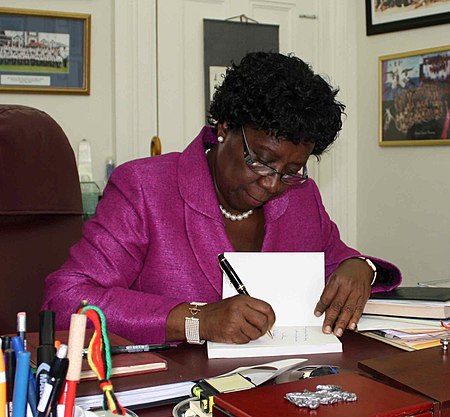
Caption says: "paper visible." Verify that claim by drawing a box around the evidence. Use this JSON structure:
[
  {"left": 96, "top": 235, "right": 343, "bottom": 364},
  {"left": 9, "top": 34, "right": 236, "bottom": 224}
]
[
  {"left": 205, "top": 374, "right": 255, "bottom": 392},
  {"left": 218, "top": 358, "right": 308, "bottom": 386},
  {"left": 75, "top": 381, "right": 194, "bottom": 409},
  {"left": 207, "top": 252, "right": 342, "bottom": 358}
]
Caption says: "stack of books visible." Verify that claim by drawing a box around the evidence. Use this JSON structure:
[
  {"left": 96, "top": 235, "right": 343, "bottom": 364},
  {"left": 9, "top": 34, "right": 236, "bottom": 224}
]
[
  {"left": 360, "top": 287, "right": 450, "bottom": 351},
  {"left": 363, "top": 287, "right": 450, "bottom": 319}
]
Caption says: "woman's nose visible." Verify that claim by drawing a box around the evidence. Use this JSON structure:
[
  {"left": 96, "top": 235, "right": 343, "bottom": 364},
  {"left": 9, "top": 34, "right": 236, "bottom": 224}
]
[{"left": 258, "top": 173, "right": 283, "bottom": 194}]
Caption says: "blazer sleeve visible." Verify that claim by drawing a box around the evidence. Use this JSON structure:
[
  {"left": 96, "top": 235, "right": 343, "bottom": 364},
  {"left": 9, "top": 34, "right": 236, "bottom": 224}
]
[{"left": 42, "top": 163, "right": 185, "bottom": 344}]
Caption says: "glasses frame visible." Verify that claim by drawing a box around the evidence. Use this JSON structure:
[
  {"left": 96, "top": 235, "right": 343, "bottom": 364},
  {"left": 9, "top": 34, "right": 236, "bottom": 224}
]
[{"left": 241, "top": 126, "right": 309, "bottom": 185}]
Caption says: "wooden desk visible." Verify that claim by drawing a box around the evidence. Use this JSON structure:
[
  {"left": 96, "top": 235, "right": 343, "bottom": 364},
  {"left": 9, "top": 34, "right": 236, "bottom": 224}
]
[
  {"left": 359, "top": 346, "right": 450, "bottom": 417},
  {"left": 124, "top": 331, "right": 402, "bottom": 417}
]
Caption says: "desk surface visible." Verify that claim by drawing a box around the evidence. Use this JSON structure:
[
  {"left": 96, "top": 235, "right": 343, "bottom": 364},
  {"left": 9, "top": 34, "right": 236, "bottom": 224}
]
[{"left": 118, "top": 331, "right": 401, "bottom": 417}]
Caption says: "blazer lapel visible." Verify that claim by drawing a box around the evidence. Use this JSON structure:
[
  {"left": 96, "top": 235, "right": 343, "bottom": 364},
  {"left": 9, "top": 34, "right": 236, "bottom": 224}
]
[{"left": 178, "top": 127, "right": 233, "bottom": 295}]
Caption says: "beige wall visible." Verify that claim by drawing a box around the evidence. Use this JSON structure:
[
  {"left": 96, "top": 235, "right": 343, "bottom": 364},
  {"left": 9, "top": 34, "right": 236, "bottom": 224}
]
[
  {"left": 1, "top": 0, "right": 114, "bottom": 184},
  {"left": 356, "top": 3, "right": 450, "bottom": 285}
]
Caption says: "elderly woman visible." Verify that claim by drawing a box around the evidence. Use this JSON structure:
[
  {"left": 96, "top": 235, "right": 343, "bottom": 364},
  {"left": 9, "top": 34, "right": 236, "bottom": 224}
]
[{"left": 43, "top": 52, "right": 401, "bottom": 344}]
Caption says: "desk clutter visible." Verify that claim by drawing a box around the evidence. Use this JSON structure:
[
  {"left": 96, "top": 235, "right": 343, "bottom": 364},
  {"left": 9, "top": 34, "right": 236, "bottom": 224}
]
[
  {"left": 359, "top": 286, "right": 450, "bottom": 351},
  {"left": 0, "top": 305, "right": 168, "bottom": 417}
]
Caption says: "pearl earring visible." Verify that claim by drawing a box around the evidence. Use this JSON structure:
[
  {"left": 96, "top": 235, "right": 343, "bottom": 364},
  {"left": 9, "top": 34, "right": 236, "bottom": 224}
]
[{"left": 217, "top": 136, "right": 224, "bottom": 143}]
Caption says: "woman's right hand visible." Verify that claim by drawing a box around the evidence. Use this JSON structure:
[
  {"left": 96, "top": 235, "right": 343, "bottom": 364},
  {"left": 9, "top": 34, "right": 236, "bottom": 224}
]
[
  {"left": 166, "top": 295, "right": 275, "bottom": 344},
  {"left": 200, "top": 295, "right": 276, "bottom": 343}
]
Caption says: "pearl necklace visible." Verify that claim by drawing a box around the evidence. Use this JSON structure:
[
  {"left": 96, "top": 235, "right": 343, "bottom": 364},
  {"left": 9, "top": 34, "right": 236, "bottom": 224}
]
[
  {"left": 206, "top": 146, "right": 254, "bottom": 222},
  {"left": 219, "top": 205, "right": 253, "bottom": 221}
]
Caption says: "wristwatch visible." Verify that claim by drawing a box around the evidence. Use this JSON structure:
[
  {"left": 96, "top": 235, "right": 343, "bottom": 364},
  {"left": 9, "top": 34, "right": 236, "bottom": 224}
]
[
  {"left": 185, "top": 302, "right": 207, "bottom": 345},
  {"left": 358, "top": 257, "right": 377, "bottom": 285}
]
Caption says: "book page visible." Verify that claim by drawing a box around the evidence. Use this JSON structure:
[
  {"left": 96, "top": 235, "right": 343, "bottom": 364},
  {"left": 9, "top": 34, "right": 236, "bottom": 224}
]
[{"left": 221, "top": 252, "right": 325, "bottom": 326}]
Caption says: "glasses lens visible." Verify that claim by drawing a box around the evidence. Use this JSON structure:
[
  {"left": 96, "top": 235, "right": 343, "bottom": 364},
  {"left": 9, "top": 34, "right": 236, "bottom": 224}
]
[
  {"left": 247, "top": 160, "right": 275, "bottom": 176},
  {"left": 281, "top": 166, "right": 308, "bottom": 185}
]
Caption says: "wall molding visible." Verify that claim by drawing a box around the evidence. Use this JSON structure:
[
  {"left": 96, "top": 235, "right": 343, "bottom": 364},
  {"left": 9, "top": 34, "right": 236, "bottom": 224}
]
[{"left": 316, "top": 0, "right": 357, "bottom": 246}]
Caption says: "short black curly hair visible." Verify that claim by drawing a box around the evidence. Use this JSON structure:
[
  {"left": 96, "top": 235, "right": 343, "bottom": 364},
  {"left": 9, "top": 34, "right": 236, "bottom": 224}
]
[{"left": 208, "top": 52, "right": 345, "bottom": 156}]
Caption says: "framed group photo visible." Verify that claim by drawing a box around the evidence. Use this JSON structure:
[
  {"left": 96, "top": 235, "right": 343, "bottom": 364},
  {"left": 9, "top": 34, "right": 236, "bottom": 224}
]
[
  {"left": 379, "top": 45, "right": 450, "bottom": 146},
  {"left": 0, "top": 8, "right": 90, "bottom": 94},
  {"left": 366, "top": 0, "right": 450, "bottom": 35}
]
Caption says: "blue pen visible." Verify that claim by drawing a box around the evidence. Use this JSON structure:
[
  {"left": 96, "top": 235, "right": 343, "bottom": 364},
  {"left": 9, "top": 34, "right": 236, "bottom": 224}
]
[
  {"left": 12, "top": 351, "right": 30, "bottom": 417},
  {"left": 11, "top": 337, "right": 37, "bottom": 417}
]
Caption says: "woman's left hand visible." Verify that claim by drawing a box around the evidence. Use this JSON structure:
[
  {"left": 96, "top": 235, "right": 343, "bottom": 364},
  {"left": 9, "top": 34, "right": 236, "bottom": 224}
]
[{"left": 313, "top": 258, "right": 374, "bottom": 337}]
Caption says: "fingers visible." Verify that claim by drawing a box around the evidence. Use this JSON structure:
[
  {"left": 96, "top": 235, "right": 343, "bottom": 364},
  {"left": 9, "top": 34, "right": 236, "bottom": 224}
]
[
  {"left": 202, "top": 295, "right": 275, "bottom": 344},
  {"left": 322, "top": 292, "right": 363, "bottom": 337},
  {"left": 316, "top": 259, "right": 373, "bottom": 337}
]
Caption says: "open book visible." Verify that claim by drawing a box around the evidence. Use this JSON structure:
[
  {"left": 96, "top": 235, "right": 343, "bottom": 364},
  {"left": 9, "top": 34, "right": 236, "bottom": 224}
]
[{"left": 207, "top": 252, "right": 341, "bottom": 359}]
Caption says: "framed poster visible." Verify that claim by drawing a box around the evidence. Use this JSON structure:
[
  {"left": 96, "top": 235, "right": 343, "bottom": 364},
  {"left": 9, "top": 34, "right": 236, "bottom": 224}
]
[
  {"left": 366, "top": 0, "right": 450, "bottom": 35},
  {"left": 379, "top": 45, "right": 450, "bottom": 146},
  {"left": 203, "top": 18, "right": 279, "bottom": 120},
  {"left": 0, "top": 8, "right": 90, "bottom": 94}
]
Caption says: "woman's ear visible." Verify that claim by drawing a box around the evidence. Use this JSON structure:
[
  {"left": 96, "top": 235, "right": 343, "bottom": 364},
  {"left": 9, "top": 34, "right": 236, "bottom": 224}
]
[{"left": 217, "top": 122, "right": 228, "bottom": 139}]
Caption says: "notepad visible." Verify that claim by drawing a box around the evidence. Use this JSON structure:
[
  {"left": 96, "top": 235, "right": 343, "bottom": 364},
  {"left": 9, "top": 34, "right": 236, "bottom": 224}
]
[{"left": 207, "top": 252, "right": 342, "bottom": 359}]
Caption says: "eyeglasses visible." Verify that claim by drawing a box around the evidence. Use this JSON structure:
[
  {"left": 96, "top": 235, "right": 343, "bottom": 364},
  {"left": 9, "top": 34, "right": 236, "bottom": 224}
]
[{"left": 241, "top": 127, "right": 309, "bottom": 185}]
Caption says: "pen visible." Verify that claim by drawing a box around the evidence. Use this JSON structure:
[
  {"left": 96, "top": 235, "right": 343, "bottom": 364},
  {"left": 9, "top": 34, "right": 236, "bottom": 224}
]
[
  {"left": 11, "top": 338, "right": 36, "bottom": 417},
  {"left": 81, "top": 343, "right": 177, "bottom": 356},
  {"left": 16, "top": 314, "right": 26, "bottom": 351},
  {"left": 218, "top": 254, "right": 273, "bottom": 338},
  {"left": 11, "top": 351, "right": 30, "bottom": 417},
  {"left": 1, "top": 337, "right": 11, "bottom": 352},
  {"left": 0, "top": 349, "right": 6, "bottom": 417},
  {"left": 4, "top": 349, "right": 15, "bottom": 417},
  {"left": 36, "top": 311, "right": 56, "bottom": 404},
  {"left": 36, "top": 345, "right": 68, "bottom": 417},
  {"left": 63, "top": 314, "right": 87, "bottom": 417}
]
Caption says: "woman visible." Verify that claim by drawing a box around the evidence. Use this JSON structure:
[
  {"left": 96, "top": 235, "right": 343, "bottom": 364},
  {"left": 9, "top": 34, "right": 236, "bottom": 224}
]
[{"left": 43, "top": 52, "right": 401, "bottom": 344}]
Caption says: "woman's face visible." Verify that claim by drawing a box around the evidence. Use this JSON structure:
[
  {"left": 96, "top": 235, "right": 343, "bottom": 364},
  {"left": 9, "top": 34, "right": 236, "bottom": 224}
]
[{"left": 214, "top": 124, "right": 314, "bottom": 212}]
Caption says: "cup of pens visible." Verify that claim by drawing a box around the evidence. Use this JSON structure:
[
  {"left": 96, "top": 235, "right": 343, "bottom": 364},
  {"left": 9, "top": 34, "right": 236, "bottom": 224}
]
[{"left": 0, "top": 307, "right": 145, "bottom": 417}]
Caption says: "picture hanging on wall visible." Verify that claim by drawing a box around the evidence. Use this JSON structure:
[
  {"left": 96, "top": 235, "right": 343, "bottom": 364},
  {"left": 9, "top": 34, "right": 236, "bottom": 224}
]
[
  {"left": 366, "top": 0, "right": 450, "bottom": 35},
  {"left": 0, "top": 7, "right": 90, "bottom": 94},
  {"left": 379, "top": 45, "right": 450, "bottom": 146}
]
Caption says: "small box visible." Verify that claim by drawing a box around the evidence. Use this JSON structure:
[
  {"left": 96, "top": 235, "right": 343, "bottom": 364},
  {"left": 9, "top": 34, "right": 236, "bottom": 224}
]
[{"left": 213, "top": 372, "right": 434, "bottom": 417}]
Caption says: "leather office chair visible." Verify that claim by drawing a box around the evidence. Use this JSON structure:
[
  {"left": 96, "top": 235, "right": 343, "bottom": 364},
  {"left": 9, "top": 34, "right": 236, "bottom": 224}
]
[{"left": 0, "top": 105, "right": 83, "bottom": 334}]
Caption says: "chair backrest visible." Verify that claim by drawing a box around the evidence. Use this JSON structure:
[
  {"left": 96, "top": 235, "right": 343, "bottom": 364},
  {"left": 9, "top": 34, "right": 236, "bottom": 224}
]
[{"left": 0, "top": 105, "right": 83, "bottom": 333}]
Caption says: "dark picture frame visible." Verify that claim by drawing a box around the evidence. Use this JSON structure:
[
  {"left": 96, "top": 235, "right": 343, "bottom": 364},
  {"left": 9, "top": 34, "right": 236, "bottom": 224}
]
[
  {"left": 0, "top": 7, "right": 90, "bottom": 94},
  {"left": 379, "top": 45, "right": 450, "bottom": 146},
  {"left": 366, "top": 0, "right": 450, "bottom": 35}
]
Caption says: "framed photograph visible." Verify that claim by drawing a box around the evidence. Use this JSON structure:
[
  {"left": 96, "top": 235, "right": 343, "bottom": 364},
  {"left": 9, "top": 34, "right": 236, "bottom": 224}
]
[
  {"left": 379, "top": 45, "right": 450, "bottom": 146},
  {"left": 366, "top": 0, "right": 450, "bottom": 35},
  {"left": 0, "top": 8, "right": 90, "bottom": 94}
]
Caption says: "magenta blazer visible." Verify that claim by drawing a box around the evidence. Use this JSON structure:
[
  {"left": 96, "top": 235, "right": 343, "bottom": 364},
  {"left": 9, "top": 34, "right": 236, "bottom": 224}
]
[{"left": 43, "top": 127, "right": 401, "bottom": 343}]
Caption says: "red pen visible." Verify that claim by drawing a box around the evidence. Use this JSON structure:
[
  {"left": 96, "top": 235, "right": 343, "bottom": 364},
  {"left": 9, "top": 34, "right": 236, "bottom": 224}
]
[{"left": 63, "top": 314, "right": 87, "bottom": 417}]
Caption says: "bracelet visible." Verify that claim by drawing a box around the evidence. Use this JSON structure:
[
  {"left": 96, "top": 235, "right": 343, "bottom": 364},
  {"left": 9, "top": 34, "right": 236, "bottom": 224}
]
[
  {"left": 358, "top": 257, "right": 377, "bottom": 286},
  {"left": 185, "top": 302, "right": 207, "bottom": 345}
]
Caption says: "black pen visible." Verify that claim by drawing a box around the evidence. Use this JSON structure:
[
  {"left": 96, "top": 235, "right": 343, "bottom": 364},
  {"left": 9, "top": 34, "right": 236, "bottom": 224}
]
[
  {"left": 4, "top": 349, "right": 15, "bottom": 417},
  {"left": 1, "top": 336, "right": 12, "bottom": 351},
  {"left": 82, "top": 343, "right": 177, "bottom": 356},
  {"left": 36, "top": 344, "right": 69, "bottom": 417},
  {"left": 36, "top": 311, "right": 56, "bottom": 403},
  {"left": 218, "top": 253, "right": 273, "bottom": 338}
]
